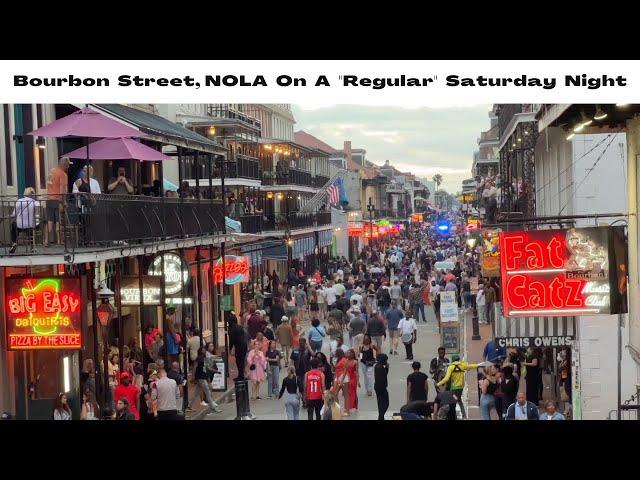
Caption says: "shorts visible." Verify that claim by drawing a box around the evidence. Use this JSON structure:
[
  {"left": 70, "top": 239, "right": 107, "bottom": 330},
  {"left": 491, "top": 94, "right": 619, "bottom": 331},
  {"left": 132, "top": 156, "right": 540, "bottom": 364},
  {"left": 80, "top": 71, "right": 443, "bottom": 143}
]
[
  {"left": 389, "top": 328, "right": 399, "bottom": 337},
  {"left": 46, "top": 200, "right": 61, "bottom": 222},
  {"left": 310, "top": 302, "right": 319, "bottom": 312}
]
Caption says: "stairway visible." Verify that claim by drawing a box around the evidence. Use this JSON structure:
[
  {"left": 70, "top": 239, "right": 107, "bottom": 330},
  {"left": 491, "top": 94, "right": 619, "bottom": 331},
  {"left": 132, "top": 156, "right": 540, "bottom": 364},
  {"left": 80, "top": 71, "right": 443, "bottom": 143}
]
[{"left": 301, "top": 169, "right": 347, "bottom": 213}]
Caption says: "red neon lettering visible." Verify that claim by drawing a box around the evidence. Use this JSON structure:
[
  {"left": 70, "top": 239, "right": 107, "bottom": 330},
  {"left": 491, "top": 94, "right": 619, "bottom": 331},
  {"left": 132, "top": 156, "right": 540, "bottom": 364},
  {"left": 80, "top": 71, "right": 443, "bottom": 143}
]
[
  {"left": 505, "top": 274, "right": 528, "bottom": 309},
  {"left": 528, "top": 281, "right": 547, "bottom": 308},
  {"left": 525, "top": 242, "right": 544, "bottom": 270},
  {"left": 503, "top": 234, "right": 525, "bottom": 270},
  {"left": 564, "top": 278, "right": 584, "bottom": 307},
  {"left": 549, "top": 277, "right": 564, "bottom": 308},
  {"left": 548, "top": 237, "right": 565, "bottom": 268}
]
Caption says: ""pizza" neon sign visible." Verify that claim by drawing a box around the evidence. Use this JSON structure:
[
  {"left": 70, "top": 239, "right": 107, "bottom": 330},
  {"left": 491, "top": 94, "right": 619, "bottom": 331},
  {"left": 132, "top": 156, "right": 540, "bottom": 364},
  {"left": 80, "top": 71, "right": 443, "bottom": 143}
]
[
  {"left": 5, "top": 277, "right": 82, "bottom": 350},
  {"left": 212, "top": 255, "right": 250, "bottom": 285}
]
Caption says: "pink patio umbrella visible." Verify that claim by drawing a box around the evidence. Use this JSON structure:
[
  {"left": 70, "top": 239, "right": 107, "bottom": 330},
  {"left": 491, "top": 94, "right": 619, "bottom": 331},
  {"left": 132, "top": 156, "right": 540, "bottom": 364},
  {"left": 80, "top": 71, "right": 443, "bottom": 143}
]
[
  {"left": 28, "top": 106, "right": 145, "bottom": 193},
  {"left": 64, "top": 137, "right": 171, "bottom": 162}
]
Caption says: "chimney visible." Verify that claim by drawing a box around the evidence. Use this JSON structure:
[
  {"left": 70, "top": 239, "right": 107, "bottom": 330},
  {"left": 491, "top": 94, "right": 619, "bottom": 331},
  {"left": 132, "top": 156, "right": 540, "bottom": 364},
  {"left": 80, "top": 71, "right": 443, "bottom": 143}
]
[{"left": 344, "top": 141, "right": 352, "bottom": 168}]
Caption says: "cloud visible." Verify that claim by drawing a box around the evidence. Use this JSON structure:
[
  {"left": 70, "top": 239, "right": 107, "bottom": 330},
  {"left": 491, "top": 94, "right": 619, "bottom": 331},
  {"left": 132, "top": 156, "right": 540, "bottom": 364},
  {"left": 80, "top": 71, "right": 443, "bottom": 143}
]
[{"left": 292, "top": 104, "right": 490, "bottom": 192}]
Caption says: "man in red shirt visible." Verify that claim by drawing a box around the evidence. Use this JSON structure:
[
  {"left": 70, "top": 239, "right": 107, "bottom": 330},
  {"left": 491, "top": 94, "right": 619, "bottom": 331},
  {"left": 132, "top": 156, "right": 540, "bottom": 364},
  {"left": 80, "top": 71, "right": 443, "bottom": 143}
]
[
  {"left": 113, "top": 372, "right": 140, "bottom": 420},
  {"left": 304, "top": 358, "right": 325, "bottom": 421},
  {"left": 443, "top": 270, "right": 456, "bottom": 283}
]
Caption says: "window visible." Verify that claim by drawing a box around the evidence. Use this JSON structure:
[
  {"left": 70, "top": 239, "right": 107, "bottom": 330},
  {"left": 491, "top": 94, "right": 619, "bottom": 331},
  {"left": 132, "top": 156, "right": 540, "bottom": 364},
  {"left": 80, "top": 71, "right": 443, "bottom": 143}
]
[{"left": 3, "top": 104, "right": 13, "bottom": 186}]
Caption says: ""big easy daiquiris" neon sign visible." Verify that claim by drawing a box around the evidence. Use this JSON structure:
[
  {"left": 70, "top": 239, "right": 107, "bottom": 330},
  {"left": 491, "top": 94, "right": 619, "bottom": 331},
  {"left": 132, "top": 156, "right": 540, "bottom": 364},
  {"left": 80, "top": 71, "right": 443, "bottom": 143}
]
[
  {"left": 499, "top": 227, "right": 627, "bottom": 317},
  {"left": 4, "top": 277, "right": 82, "bottom": 350}
]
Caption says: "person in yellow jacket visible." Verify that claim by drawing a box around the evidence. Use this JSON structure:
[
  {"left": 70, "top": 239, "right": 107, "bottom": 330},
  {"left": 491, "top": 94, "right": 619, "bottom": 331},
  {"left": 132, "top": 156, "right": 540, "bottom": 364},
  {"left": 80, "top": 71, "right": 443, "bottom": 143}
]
[{"left": 436, "top": 354, "right": 478, "bottom": 419}]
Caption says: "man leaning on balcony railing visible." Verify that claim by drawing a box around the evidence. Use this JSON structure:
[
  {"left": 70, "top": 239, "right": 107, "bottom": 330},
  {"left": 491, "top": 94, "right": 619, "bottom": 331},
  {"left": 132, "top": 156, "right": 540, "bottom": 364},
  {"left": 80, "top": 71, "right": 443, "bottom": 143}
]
[{"left": 9, "top": 187, "right": 40, "bottom": 253}]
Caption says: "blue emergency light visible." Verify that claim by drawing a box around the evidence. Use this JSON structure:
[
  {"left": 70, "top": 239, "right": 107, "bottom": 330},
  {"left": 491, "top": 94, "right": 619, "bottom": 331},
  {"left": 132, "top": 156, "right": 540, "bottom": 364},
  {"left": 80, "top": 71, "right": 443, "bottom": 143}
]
[{"left": 436, "top": 221, "right": 451, "bottom": 233}]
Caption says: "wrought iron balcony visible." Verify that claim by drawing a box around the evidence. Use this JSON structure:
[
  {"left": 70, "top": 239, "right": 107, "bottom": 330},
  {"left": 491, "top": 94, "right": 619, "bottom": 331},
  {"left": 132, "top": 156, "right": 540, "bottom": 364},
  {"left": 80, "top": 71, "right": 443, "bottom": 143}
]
[
  {"left": 224, "top": 154, "right": 262, "bottom": 181},
  {"left": 0, "top": 194, "right": 225, "bottom": 255},
  {"left": 261, "top": 211, "right": 332, "bottom": 232},
  {"left": 312, "top": 175, "right": 330, "bottom": 188},
  {"left": 262, "top": 168, "right": 315, "bottom": 187},
  {"left": 238, "top": 214, "right": 263, "bottom": 234}
]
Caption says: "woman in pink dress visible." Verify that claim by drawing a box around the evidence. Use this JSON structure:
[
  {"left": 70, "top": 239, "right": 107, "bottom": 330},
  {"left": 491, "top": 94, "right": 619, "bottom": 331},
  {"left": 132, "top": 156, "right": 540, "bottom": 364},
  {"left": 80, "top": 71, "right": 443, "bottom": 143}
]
[
  {"left": 247, "top": 344, "right": 267, "bottom": 400},
  {"left": 250, "top": 332, "right": 269, "bottom": 354},
  {"left": 345, "top": 349, "right": 360, "bottom": 413}
]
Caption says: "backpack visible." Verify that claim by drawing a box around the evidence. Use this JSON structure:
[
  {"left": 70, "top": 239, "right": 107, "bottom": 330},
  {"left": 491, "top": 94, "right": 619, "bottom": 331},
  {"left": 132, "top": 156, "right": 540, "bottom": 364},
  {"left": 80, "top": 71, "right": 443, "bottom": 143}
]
[{"left": 446, "top": 363, "right": 465, "bottom": 391}]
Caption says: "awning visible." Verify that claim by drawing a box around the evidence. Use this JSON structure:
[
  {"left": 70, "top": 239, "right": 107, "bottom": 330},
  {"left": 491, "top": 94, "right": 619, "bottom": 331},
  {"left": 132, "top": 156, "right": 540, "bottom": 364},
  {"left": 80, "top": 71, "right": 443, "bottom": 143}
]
[
  {"left": 240, "top": 244, "right": 263, "bottom": 267},
  {"left": 293, "top": 235, "right": 315, "bottom": 259},
  {"left": 495, "top": 309, "right": 576, "bottom": 347},
  {"left": 262, "top": 244, "right": 287, "bottom": 261},
  {"left": 92, "top": 104, "right": 227, "bottom": 154},
  {"left": 317, "top": 230, "right": 333, "bottom": 248}
]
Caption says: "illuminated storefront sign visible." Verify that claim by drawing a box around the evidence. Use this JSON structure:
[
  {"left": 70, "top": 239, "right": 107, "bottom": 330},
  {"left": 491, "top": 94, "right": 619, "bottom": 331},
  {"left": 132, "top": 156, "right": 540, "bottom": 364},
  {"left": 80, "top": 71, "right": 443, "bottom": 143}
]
[
  {"left": 148, "top": 253, "right": 189, "bottom": 295},
  {"left": 213, "top": 255, "right": 249, "bottom": 285},
  {"left": 5, "top": 277, "right": 82, "bottom": 350},
  {"left": 499, "top": 226, "right": 627, "bottom": 317},
  {"left": 481, "top": 229, "right": 501, "bottom": 277},
  {"left": 348, "top": 226, "right": 364, "bottom": 237},
  {"left": 411, "top": 213, "right": 423, "bottom": 223},
  {"left": 496, "top": 336, "right": 574, "bottom": 348}
]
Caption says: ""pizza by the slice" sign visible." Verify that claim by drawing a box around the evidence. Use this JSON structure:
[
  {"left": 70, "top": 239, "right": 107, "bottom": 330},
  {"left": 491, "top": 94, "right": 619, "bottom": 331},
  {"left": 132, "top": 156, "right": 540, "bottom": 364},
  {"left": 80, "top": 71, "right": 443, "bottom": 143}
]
[{"left": 5, "top": 277, "right": 82, "bottom": 350}]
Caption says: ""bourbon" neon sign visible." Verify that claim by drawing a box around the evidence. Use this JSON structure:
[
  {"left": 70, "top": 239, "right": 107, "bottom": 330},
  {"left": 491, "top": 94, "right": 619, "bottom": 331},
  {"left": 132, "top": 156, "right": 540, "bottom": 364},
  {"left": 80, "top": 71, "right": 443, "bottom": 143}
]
[
  {"left": 5, "top": 277, "right": 82, "bottom": 350},
  {"left": 499, "top": 228, "right": 622, "bottom": 317}
]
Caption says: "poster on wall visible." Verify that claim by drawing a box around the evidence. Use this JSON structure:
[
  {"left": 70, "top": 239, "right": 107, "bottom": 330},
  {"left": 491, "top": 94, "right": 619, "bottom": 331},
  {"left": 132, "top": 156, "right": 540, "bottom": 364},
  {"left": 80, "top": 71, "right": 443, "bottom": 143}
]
[
  {"left": 481, "top": 229, "right": 501, "bottom": 277},
  {"left": 499, "top": 226, "right": 627, "bottom": 317},
  {"left": 5, "top": 277, "right": 82, "bottom": 350}
]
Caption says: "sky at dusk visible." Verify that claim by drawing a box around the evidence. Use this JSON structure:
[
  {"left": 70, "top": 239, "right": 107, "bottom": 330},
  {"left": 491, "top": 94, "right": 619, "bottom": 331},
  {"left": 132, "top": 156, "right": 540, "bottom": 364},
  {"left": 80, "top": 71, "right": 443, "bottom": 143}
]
[{"left": 292, "top": 104, "right": 491, "bottom": 193}]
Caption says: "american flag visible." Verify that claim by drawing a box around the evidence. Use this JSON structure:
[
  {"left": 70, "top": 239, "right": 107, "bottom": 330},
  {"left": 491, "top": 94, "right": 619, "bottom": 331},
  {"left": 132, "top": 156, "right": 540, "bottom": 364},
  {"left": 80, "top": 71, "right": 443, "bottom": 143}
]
[{"left": 326, "top": 177, "right": 342, "bottom": 205}]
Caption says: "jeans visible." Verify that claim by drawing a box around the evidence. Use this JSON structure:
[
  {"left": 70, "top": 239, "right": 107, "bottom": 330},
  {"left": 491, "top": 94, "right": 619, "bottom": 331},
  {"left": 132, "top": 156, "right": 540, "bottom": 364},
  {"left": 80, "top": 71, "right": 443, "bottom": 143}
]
[
  {"left": 267, "top": 364, "right": 280, "bottom": 397},
  {"left": 283, "top": 392, "right": 300, "bottom": 420},
  {"left": 480, "top": 393, "right": 496, "bottom": 420},
  {"left": 360, "top": 363, "right": 374, "bottom": 394},
  {"left": 485, "top": 303, "right": 495, "bottom": 325},
  {"left": 310, "top": 340, "right": 323, "bottom": 353},
  {"left": 403, "top": 341, "right": 414, "bottom": 360},
  {"left": 379, "top": 306, "right": 389, "bottom": 318},
  {"left": 375, "top": 388, "right": 389, "bottom": 420},
  {"left": 477, "top": 304, "right": 486, "bottom": 323},
  {"left": 452, "top": 388, "right": 466, "bottom": 419},
  {"left": 413, "top": 302, "right": 425, "bottom": 322},
  {"left": 463, "top": 292, "right": 472, "bottom": 309},
  {"left": 188, "top": 379, "right": 216, "bottom": 410}
]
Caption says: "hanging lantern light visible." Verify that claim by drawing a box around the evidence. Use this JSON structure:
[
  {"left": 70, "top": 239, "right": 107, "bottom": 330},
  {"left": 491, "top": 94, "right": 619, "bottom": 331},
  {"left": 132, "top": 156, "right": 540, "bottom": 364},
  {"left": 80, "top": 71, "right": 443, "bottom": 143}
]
[{"left": 97, "top": 299, "right": 115, "bottom": 327}]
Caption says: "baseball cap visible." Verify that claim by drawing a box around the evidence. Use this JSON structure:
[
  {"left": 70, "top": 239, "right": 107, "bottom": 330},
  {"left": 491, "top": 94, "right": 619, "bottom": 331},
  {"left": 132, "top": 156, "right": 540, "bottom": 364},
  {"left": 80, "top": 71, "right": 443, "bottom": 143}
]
[{"left": 119, "top": 371, "right": 130, "bottom": 380}]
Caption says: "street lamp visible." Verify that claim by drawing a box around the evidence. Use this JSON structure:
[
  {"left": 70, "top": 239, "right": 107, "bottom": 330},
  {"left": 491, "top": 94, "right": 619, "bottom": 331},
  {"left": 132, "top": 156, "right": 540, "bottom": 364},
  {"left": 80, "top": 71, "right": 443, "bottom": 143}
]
[
  {"left": 96, "top": 284, "right": 115, "bottom": 414},
  {"left": 367, "top": 197, "right": 375, "bottom": 247}
]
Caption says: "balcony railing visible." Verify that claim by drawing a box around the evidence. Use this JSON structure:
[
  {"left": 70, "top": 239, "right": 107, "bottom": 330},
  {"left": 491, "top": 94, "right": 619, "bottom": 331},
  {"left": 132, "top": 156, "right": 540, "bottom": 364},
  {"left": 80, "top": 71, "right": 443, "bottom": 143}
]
[
  {"left": 312, "top": 175, "right": 330, "bottom": 188},
  {"left": 262, "top": 168, "right": 315, "bottom": 187},
  {"left": 206, "top": 105, "right": 261, "bottom": 129},
  {"left": 225, "top": 154, "right": 262, "bottom": 181},
  {"left": 238, "top": 214, "right": 263, "bottom": 234},
  {"left": 0, "top": 194, "right": 224, "bottom": 255},
  {"left": 262, "top": 212, "right": 332, "bottom": 231}
]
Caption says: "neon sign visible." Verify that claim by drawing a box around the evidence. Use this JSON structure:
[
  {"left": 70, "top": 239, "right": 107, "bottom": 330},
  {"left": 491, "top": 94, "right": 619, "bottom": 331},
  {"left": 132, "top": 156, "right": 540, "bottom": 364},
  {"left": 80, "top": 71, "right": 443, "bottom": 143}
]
[
  {"left": 499, "top": 227, "right": 627, "bottom": 317},
  {"left": 5, "top": 277, "right": 82, "bottom": 350},
  {"left": 148, "top": 253, "right": 189, "bottom": 295},
  {"left": 213, "top": 255, "right": 250, "bottom": 285}
]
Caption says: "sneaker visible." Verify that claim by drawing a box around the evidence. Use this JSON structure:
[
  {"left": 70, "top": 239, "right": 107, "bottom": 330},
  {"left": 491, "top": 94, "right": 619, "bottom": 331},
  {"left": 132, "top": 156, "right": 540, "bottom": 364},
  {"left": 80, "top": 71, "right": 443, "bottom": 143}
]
[{"left": 201, "top": 401, "right": 208, "bottom": 406}]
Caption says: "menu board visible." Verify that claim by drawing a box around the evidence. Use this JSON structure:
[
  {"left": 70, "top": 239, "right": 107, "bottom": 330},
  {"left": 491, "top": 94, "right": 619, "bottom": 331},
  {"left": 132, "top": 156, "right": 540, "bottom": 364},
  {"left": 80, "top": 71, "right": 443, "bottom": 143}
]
[
  {"left": 440, "top": 291, "right": 459, "bottom": 323},
  {"left": 441, "top": 324, "right": 460, "bottom": 354},
  {"left": 211, "top": 357, "right": 227, "bottom": 391}
]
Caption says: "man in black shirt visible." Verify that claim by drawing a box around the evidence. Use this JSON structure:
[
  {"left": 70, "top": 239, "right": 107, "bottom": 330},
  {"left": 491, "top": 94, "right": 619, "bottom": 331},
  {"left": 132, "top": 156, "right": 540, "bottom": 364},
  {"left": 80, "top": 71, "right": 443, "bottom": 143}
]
[
  {"left": 228, "top": 315, "right": 248, "bottom": 380},
  {"left": 269, "top": 297, "right": 285, "bottom": 330},
  {"left": 406, "top": 361, "right": 429, "bottom": 404},
  {"left": 374, "top": 353, "right": 389, "bottom": 420},
  {"left": 290, "top": 338, "right": 312, "bottom": 405},
  {"left": 399, "top": 401, "right": 430, "bottom": 420},
  {"left": 430, "top": 347, "right": 451, "bottom": 391}
]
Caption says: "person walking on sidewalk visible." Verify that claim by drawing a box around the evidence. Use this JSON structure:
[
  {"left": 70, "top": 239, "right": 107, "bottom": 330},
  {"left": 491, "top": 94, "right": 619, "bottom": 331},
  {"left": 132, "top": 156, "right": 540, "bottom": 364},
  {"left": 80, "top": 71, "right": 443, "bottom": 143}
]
[
  {"left": 304, "top": 358, "right": 325, "bottom": 421},
  {"left": 430, "top": 347, "right": 450, "bottom": 390},
  {"left": 366, "top": 312, "right": 387, "bottom": 353},
  {"left": 266, "top": 341, "right": 282, "bottom": 399},
  {"left": 359, "top": 334, "right": 378, "bottom": 397},
  {"left": 186, "top": 347, "right": 222, "bottom": 414},
  {"left": 476, "top": 283, "right": 487, "bottom": 324},
  {"left": 374, "top": 353, "right": 389, "bottom": 420},
  {"left": 436, "top": 354, "right": 479, "bottom": 420},
  {"left": 279, "top": 367, "right": 301, "bottom": 420},
  {"left": 276, "top": 316, "right": 293, "bottom": 366},
  {"left": 406, "top": 361, "right": 429, "bottom": 404},
  {"left": 385, "top": 300, "right": 404, "bottom": 355},
  {"left": 484, "top": 281, "right": 496, "bottom": 326},
  {"left": 397, "top": 311, "right": 417, "bottom": 360}
]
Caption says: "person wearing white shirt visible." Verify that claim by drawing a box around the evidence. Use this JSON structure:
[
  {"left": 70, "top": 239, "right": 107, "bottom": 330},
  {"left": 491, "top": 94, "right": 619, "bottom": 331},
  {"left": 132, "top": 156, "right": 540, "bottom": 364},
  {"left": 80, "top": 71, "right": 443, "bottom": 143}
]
[
  {"left": 476, "top": 285, "right": 487, "bottom": 324},
  {"left": 324, "top": 284, "right": 337, "bottom": 307},
  {"left": 72, "top": 166, "right": 102, "bottom": 194},
  {"left": 10, "top": 187, "right": 40, "bottom": 253},
  {"left": 397, "top": 315, "right": 417, "bottom": 360},
  {"left": 350, "top": 288, "right": 363, "bottom": 308}
]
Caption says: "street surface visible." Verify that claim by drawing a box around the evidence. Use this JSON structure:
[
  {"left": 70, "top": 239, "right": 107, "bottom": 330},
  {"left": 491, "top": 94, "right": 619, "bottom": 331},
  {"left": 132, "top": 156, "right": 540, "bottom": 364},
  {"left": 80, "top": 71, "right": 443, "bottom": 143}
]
[{"left": 202, "top": 307, "right": 480, "bottom": 420}]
